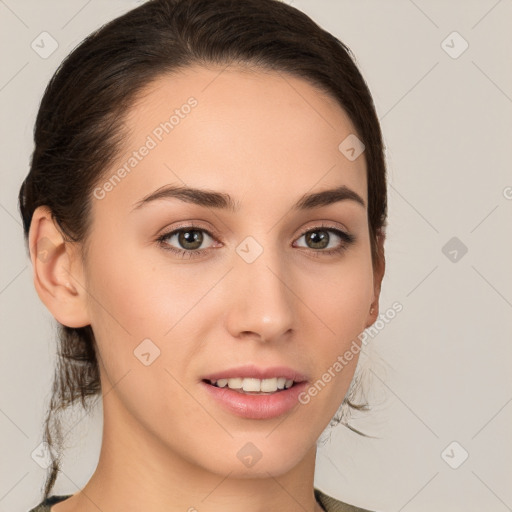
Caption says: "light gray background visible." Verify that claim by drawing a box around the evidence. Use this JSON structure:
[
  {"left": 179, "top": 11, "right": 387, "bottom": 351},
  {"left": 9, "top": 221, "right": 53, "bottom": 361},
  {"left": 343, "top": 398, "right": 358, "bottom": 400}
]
[{"left": 1, "top": 1, "right": 511, "bottom": 511}]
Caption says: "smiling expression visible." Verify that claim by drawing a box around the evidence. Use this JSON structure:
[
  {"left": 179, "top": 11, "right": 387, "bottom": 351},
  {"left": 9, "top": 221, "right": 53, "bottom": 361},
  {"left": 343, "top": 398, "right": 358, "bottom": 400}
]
[{"left": 78, "top": 64, "right": 381, "bottom": 477}]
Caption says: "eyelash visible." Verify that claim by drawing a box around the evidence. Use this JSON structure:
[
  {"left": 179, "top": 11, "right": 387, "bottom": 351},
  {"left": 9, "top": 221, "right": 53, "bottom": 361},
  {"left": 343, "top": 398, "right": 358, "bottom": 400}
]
[{"left": 156, "top": 223, "right": 355, "bottom": 259}]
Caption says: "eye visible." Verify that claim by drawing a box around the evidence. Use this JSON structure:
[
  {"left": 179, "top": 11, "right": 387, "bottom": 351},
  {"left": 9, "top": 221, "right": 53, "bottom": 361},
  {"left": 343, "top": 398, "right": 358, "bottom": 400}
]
[
  {"left": 156, "top": 223, "right": 355, "bottom": 259},
  {"left": 293, "top": 225, "right": 355, "bottom": 256},
  {"left": 156, "top": 225, "right": 218, "bottom": 259}
]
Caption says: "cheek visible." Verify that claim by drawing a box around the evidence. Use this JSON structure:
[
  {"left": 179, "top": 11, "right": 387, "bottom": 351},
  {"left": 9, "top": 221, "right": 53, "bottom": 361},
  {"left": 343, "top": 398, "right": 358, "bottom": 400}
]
[
  {"left": 83, "top": 238, "right": 214, "bottom": 384},
  {"left": 301, "top": 254, "right": 374, "bottom": 338},
  {"left": 86, "top": 235, "right": 179, "bottom": 333},
  {"left": 82, "top": 240, "right": 167, "bottom": 376},
  {"left": 296, "top": 251, "right": 374, "bottom": 401}
]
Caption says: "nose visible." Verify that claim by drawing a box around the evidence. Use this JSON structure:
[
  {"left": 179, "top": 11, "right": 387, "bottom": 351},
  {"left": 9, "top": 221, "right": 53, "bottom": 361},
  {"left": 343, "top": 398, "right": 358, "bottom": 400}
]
[{"left": 224, "top": 243, "right": 295, "bottom": 343}]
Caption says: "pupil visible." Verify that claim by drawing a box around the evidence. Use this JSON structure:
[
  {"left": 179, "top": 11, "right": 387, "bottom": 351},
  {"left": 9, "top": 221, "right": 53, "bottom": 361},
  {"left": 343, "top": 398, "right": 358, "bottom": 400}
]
[
  {"left": 307, "top": 230, "right": 328, "bottom": 249},
  {"left": 179, "top": 230, "right": 203, "bottom": 250}
]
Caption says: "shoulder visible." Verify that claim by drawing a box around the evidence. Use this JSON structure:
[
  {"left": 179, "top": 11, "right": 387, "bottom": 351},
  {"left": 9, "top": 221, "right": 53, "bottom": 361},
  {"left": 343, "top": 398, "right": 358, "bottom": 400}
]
[
  {"left": 314, "top": 488, "right": 376, "bottom": 512},
  {"left": 29, "top": 491, "right": 370, "bottom": 512},
  {"left": 28, "top": 494, "right": 72, "bottom": 512}
]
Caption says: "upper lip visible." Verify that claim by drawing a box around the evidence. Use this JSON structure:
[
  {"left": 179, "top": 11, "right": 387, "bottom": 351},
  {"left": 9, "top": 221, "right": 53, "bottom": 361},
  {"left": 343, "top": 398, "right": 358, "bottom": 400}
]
[{"left": 202, "top": 365, "right": 308, "bottom": 383}]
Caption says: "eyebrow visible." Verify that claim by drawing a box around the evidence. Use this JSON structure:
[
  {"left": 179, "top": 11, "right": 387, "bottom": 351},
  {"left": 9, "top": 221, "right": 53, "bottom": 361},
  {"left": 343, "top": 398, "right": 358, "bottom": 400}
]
[{"left": 131, "top": 184, "right": 366, "bottom": 212}]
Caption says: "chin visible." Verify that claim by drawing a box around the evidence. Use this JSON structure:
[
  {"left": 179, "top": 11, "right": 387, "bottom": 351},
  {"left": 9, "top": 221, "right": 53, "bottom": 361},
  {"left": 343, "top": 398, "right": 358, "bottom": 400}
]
[{"left": 193, "top": 432, "right": 316, "bottom": 478}]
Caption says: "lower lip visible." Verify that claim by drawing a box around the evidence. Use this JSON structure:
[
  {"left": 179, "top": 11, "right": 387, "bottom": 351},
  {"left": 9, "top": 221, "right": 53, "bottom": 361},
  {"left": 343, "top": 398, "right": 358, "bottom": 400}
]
[{"left": 200, "top": 381, "right": 308, "bottom": 420}]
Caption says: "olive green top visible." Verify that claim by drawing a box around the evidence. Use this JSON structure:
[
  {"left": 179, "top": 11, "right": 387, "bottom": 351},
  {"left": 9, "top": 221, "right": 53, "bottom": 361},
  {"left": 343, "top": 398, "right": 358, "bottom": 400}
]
[{"left": 28, "top": 489, "right": 373, "bottom": 512}]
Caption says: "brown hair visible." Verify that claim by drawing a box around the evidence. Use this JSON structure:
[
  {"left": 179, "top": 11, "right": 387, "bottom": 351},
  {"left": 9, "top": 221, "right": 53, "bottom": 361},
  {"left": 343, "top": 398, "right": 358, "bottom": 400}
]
[{"left": 18, "top": 0, "right": 387, "bottom": 500}]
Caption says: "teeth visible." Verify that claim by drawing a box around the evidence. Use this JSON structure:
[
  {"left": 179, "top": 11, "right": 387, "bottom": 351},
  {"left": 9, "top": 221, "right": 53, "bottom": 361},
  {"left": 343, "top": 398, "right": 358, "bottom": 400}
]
[
  {"left": 260, "top": 378, "right": 278, "bottom": 392},
  {"left": 243, "top": 378, "right": 261, "bottom": 392},
  {"left": 226, "top": 377, "right": 243, "bottom": 389},
  {"left": 209, "top": 377, "right": 296, "bottom": 393}
]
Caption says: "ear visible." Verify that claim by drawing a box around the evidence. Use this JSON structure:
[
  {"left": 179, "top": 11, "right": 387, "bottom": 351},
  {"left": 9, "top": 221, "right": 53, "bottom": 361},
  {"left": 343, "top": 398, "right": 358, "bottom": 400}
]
[
  {"left": 365, "top": 229, "right": 386, "bottom": 328},
  {"left": 28, "top": 206, "right": 90, "bottom": 328}
]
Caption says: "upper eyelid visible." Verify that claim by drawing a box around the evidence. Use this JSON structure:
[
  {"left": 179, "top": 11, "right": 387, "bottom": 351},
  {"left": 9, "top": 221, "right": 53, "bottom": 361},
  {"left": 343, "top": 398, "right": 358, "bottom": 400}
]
[{"left": 157, "top": 221, "right": 217, "bottom": 238}]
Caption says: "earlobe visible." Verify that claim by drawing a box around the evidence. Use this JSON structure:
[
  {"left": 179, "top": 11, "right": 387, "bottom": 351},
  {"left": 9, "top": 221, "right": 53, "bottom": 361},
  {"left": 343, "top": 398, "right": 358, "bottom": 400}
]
[
  {"left": 366, "top": 302, "right": 378, "bottom": 328},
  {"left": 28, "top": 206, "right": 90, "bottom": 328}
]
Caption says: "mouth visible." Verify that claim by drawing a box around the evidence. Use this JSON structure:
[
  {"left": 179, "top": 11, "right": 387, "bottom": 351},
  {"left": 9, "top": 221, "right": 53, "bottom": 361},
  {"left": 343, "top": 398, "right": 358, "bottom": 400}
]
[
  {"left": 203, "top": 377, "right": 299, "bottom": 395},
  {"left": 201, "top": 377, "right": 308, "bottom": 420},
  {"left": 200, "top": 365, "right": 309, "bottom": 419}
]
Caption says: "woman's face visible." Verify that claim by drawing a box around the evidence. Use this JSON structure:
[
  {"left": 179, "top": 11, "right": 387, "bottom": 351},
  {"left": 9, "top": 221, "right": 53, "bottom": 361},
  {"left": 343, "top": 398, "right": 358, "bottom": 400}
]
[{"left": 79, "top": 65, "right": 381, "bottom": 477}]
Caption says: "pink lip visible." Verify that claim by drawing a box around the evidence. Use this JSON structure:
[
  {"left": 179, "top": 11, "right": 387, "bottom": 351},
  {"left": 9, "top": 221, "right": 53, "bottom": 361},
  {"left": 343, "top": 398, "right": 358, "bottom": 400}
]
[
  {"left": 201, "top": 364, "right": 308, "bottom": 383},
  {"left": 200, "top": 380, "right": 309, "bottom": 420}
]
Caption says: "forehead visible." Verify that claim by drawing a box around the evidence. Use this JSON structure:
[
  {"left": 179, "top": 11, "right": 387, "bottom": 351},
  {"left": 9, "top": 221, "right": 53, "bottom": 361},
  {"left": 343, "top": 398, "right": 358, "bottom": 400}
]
[{"left": 96, "top": 64, "right": 367, "bottom": 215}]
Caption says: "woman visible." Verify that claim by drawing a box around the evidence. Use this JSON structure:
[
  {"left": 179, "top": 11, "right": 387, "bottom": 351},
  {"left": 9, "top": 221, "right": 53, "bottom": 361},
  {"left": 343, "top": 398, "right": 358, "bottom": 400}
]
[{"left": 20, "top": 0, "right": 387, "bottom": 510}]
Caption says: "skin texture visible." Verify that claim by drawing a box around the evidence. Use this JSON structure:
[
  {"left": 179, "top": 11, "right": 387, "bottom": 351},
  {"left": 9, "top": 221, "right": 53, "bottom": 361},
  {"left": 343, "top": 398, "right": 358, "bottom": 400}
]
[{"left": 29, "top": 65, "right": 385, "bottom": 512}]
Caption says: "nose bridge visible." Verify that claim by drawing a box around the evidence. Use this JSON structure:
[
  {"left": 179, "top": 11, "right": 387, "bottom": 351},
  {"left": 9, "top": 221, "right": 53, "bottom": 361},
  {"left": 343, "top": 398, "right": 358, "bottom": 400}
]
[{"left": 225, "top": 236, "right": 295, "bottom": 341}]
